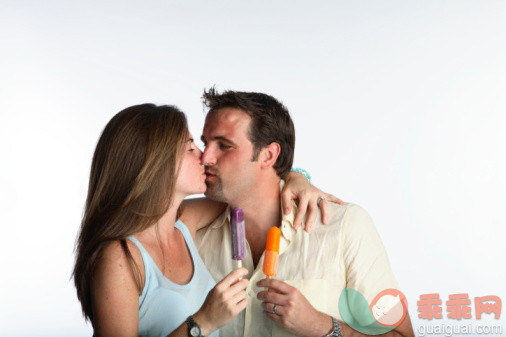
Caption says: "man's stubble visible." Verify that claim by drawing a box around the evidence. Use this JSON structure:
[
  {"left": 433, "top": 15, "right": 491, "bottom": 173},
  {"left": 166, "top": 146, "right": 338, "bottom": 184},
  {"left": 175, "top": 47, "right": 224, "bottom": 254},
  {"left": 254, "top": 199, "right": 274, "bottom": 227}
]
[{"left": 204, "top": 177, "right": 227, "bottom": 203}]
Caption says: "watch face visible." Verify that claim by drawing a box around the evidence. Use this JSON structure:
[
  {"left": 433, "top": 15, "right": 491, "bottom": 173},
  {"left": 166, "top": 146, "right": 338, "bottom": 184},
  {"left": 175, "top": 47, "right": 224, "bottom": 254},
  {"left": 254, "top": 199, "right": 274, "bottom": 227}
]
[{"left": 190, "top": 326, "right": 201, "bottom": 337}]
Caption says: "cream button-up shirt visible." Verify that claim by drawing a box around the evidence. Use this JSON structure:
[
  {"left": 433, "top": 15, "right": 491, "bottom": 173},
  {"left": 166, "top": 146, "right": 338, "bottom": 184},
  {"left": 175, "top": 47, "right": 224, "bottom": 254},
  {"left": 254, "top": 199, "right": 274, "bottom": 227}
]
[{"left": 195, "top": 186, "right": 399, "bottom": 337}]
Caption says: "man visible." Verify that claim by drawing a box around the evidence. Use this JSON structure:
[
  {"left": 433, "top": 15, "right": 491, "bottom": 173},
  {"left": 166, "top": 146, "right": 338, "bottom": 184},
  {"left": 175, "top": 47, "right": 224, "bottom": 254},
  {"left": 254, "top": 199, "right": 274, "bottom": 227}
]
[{"left": 195, "top": 88, "right": 414, "bottom": 337}]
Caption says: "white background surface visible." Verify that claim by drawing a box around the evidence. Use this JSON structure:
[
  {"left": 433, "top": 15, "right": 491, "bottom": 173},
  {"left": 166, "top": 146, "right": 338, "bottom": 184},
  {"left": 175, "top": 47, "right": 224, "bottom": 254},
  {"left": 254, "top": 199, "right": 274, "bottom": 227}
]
[{"left": 1, "top": 1, "right": 505, "bottom": 336}]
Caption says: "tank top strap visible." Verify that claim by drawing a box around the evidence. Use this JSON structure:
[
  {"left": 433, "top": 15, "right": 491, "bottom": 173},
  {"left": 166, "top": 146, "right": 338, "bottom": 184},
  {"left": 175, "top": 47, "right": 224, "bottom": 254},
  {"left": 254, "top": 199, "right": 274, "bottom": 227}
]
[
  {"left": 126, "top": 235, "right": 154, "bottom": 300},
  {"left": 126, "top": 235, "right": 151, "bottom": 263},
  {"left": 174, "top": 220, "right": 201, "bottom": 270}
]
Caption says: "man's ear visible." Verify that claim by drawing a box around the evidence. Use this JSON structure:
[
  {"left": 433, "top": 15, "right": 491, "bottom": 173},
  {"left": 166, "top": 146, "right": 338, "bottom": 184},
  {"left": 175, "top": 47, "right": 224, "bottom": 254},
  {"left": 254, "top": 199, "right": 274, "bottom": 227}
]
[{"left": 259, "top": 142, "right": 281, "bottom": 170}]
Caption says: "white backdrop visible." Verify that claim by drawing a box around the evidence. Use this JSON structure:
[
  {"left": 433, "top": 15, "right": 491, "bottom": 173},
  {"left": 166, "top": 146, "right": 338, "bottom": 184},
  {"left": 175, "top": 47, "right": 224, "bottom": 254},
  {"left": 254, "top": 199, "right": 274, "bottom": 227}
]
[{"left": 1, "top": 1, "right": 505, "bottom": 336}]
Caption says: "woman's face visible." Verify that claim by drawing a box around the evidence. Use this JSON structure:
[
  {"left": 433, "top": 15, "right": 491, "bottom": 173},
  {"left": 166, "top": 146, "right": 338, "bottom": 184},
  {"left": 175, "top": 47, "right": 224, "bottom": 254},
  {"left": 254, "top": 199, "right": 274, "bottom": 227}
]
[{"left": 175, "top": 132, "right": 207, "bottom": 197}]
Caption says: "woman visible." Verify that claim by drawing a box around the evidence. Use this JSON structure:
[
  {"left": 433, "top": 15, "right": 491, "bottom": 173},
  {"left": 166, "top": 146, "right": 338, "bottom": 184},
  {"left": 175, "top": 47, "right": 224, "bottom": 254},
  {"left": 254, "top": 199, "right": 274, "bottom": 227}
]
[{"left": 73, "top": 103, "right": 337, "bottom": 337}]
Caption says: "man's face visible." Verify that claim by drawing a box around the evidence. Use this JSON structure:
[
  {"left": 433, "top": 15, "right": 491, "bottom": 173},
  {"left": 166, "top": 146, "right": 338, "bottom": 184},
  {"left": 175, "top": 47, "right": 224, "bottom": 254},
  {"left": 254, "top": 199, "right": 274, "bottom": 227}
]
[{"left": 201, "top": 108, "right": 259, "bottom": 203}]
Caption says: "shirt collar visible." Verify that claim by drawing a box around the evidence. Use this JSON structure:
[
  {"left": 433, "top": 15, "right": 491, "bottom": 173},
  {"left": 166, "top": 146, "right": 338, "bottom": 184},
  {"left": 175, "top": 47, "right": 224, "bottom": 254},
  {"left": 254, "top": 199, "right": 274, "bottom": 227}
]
[{"left": 211, "top": 204, "right": 231, "bottom": 229}]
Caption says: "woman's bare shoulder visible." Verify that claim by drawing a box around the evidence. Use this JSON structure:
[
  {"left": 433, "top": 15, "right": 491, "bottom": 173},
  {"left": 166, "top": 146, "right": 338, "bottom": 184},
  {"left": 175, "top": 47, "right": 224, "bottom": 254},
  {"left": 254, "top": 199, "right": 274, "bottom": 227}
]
[{"left": 93, "top": 239, "right": 145, "bottom": 293}]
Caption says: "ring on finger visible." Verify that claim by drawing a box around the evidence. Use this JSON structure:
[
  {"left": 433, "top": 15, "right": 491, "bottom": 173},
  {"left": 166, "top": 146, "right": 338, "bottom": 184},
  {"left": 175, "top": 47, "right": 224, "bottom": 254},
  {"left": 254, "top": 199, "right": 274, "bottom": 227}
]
[
  {"left": 272, "top": 304, "right": 279, "bottom": 315},
  {"left": 317, "top": 196, "right": 325, "bottom": 204}
]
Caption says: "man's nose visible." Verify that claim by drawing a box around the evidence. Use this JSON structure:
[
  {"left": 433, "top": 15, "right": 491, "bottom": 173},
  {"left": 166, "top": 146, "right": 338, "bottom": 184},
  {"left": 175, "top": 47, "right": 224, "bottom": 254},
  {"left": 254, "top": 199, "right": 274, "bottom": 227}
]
[{"left": 201, "top": 146, "right": 216, "bottom": 166}]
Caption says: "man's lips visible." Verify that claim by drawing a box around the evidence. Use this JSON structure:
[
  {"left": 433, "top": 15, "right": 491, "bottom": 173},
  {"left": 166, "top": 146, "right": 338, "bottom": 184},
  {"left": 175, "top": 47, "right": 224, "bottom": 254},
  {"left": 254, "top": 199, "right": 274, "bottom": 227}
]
[{"left": 204, "top": 171, "right": 217, "bottom": 179}]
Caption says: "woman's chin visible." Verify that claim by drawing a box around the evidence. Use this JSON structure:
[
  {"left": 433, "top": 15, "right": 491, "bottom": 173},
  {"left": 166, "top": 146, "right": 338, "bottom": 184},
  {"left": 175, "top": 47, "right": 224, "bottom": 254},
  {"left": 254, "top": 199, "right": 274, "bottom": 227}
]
[
  {"left": 180, "top": 185, "right": 207, "bottom": 197},
  {"left": 197, "top": 184, "right": 207, "bottom": 194}
]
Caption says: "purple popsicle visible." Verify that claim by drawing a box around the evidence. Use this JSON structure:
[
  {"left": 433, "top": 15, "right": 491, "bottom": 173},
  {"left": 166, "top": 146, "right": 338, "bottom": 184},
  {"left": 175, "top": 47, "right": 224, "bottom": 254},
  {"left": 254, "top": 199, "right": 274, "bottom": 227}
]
[{"left": 230, "top": 207, "right": 247, "bottom": 267}]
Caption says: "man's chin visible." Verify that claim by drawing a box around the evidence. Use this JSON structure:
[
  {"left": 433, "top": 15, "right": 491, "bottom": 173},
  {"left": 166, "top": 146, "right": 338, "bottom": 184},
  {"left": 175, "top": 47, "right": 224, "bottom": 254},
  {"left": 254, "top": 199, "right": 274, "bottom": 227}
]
[{"left": 204, "top": 183, "right": 227, "bottom": 202}]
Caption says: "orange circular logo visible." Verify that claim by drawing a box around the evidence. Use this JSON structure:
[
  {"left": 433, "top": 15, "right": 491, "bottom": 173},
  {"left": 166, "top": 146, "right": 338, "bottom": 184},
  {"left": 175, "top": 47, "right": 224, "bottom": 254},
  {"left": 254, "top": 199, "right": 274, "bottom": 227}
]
[{"left": 369, "top": 288, "right": 408, "bottom": 327}]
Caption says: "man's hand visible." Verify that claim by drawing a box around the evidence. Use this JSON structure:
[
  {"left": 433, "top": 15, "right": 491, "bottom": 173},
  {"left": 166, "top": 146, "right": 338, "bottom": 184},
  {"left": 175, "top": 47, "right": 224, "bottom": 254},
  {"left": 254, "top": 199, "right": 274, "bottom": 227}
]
[
  {"left": 283, "top": 171, "right": 345, "bottom": 232},
  {"left": 256, "top": 278, "right": 333, "bottom": 337}
]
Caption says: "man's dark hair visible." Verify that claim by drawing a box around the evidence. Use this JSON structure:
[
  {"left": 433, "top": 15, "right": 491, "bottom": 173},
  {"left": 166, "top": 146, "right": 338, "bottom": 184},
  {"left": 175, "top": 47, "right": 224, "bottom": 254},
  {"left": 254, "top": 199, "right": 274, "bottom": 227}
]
[{"left": 202, "top": 87, "right": 295, "bottom": 179}]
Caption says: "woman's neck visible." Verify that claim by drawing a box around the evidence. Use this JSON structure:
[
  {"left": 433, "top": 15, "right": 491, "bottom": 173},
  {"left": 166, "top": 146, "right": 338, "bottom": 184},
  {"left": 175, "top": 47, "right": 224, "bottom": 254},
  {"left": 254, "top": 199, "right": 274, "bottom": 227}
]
[{"left": 136, "top": 194, "right": 185, "bottom": 245}]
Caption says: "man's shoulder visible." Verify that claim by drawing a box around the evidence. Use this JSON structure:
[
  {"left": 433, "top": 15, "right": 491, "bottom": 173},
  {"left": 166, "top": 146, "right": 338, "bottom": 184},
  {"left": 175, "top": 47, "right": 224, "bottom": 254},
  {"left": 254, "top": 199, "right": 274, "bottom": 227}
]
[
  {"left": 195, "top": 208, "right": 229, "bottom": 247},
  {"left": 321, "top": 202, "right": 371, "bottom": 227},
  {"left": 305, "top": 202, "right": 379, "bottom": 243}
]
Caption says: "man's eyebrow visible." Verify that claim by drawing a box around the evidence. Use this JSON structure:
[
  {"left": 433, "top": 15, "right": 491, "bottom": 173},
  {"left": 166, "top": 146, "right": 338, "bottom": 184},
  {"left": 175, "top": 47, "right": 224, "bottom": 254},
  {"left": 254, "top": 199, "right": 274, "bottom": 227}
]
[{"left": 201, "top": 135, "right": 236, "bottom": 146}]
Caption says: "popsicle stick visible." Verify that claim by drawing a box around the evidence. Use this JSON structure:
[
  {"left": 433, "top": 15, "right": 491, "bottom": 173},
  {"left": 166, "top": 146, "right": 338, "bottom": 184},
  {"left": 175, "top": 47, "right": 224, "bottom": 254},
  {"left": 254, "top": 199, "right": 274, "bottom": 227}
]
[{"left": 236, "top": 260, "right": 243, "bottom": 280}]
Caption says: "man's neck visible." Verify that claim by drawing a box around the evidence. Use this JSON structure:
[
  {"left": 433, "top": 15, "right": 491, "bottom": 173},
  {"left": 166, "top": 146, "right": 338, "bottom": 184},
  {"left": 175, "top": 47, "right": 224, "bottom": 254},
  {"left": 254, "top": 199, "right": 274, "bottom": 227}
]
[{"left": 229, "top": 174, "right": 282, "bottom": 267}]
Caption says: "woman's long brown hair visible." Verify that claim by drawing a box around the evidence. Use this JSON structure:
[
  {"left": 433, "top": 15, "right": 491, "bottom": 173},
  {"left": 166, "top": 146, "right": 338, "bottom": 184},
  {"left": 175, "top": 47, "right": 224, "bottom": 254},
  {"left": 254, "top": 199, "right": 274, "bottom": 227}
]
[{"left": 73, "top": 104, "right": 188, "bottom": 322}]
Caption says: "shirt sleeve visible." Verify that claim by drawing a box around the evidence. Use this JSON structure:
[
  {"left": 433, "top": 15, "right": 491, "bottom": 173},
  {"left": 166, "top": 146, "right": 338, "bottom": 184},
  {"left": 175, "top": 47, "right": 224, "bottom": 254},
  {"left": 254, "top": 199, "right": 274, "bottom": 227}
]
[{"left": 341, "top": 204, "right": 400, "bottom": 303}]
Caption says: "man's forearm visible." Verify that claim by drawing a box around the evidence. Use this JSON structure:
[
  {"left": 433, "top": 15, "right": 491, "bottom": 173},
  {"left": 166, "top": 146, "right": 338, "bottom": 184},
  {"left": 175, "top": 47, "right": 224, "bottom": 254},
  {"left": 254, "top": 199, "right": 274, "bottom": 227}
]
[
  {"left": 308, "top": 312, "right": 334, "bottom": 337},
  {"left": 338, "top": 313, "right": 414, "bottom": 337}
]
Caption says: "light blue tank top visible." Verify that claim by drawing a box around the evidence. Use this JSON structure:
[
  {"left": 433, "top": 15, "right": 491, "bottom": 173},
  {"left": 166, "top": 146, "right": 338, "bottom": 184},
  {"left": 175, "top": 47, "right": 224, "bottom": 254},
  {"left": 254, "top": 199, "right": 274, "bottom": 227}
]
[{"left": 127, "top": 220, "right": 218, "bottom": 337}]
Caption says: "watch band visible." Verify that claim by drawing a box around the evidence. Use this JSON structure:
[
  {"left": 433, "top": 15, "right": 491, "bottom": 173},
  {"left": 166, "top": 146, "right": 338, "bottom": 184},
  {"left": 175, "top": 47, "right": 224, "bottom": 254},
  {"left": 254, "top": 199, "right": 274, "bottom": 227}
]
[
  {"left": 323, "top": 316, "right": 342, "bottom": 337},
  {"left": 186, "top": 315, "right": 205, "bottom": 337}
]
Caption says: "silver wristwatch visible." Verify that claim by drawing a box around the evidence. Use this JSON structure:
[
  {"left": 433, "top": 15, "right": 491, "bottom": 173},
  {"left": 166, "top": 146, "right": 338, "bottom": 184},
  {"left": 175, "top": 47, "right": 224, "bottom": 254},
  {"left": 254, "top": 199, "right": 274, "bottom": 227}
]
[
  {"left": 323, "top": 317, "right": 342, "bottom": 337},
  {"left": 186, "top": 316, "right": 205, "bottom": 337}
]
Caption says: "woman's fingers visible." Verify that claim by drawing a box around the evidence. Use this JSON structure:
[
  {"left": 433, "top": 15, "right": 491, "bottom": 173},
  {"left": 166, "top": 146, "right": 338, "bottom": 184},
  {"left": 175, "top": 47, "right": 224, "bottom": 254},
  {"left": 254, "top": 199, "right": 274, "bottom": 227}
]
[
  {"left": 304, "top": 200, "right": 318, "bottom": 232},
  {"left": 293, "top": 195, "right": 309, "bottom": 230},
  {"left": 219, "top": 267, "right": 248, "bottom": 288},
  {"left": 228, "top": 278, "right": 249, "bottom": 297},
  {"left": 325, "top": 193, "right": 346, "bottom": 205},
  {"left": 280, "top": 190, "right": 294, "bottom": 215}
]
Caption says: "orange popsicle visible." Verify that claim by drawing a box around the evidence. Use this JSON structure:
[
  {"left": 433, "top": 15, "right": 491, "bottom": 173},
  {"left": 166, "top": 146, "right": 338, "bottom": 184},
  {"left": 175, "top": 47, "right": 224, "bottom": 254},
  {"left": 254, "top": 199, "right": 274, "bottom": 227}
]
[{"left": 262, "top": 226, "right": 281, "bottom": 277}]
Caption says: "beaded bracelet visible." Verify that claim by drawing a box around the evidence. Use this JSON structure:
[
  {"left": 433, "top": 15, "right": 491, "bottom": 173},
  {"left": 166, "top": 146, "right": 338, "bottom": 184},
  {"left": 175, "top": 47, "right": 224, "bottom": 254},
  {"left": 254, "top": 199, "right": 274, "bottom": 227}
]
[{"left": 291, "top": 168, "right": 311, "bottom": 182}]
